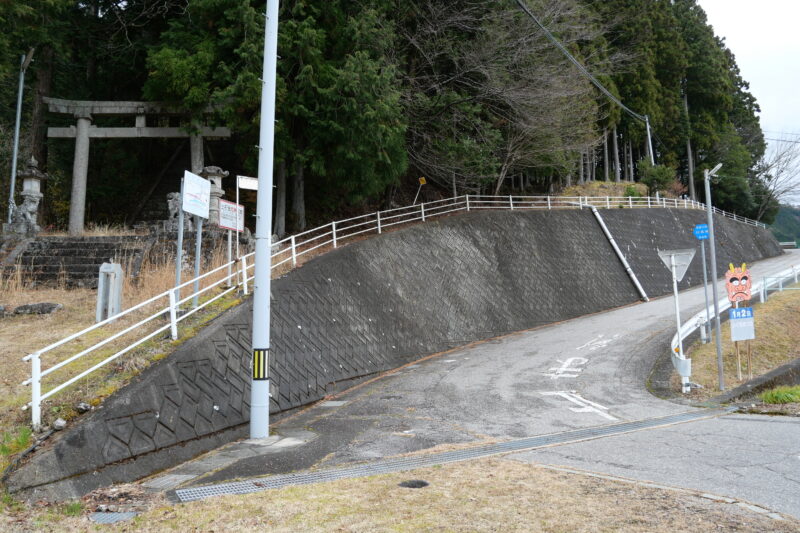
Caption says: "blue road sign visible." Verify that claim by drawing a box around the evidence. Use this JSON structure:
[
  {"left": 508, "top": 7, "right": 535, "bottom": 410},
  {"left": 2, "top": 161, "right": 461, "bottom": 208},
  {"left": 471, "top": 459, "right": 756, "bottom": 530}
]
[
  {"left": 693, "top": 223, "right": 709, "bottom": 240},
  {"left": 729, "top": 307, "right": 753, "bottom": 320}
]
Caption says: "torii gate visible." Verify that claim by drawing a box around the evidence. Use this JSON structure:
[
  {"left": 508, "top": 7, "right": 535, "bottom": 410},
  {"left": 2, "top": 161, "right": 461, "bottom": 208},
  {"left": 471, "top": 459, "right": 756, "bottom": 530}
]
[{"left": 44, "top": 98, "right": 231, "bottom": 236}]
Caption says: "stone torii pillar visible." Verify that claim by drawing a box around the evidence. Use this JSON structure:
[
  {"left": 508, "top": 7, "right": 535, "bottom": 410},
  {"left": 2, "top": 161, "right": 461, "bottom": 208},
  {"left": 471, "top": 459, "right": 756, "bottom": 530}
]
[
  {"left": 44, "top": 98, "right": 230, "bottom": 236},
  {"left": 69, "top": 111, "right": 92, "bottom": 236}
]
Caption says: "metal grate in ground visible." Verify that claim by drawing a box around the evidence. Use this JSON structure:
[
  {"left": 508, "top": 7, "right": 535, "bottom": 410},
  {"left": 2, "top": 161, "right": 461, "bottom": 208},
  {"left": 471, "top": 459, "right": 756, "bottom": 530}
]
[
  {"left": 89, "top": 512, "right": 138, "bottom": 524},
  {"left": 174, "top": 408, "right": 731, "bottom": 503}
]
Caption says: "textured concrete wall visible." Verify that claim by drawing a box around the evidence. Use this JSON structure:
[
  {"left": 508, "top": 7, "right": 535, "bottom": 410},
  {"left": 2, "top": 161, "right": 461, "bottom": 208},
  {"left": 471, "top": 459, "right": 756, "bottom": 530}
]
[
  {"left": 600, "top": 209, "right": 782, "bottom": 297},
  {"left": 8, "top": 208, "right": 781, "bottom": 500}
]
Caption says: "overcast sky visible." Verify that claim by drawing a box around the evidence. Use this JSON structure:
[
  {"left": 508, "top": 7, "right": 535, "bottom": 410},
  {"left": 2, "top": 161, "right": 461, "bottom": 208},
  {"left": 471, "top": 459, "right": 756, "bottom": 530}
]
[{"left": 699, "top": 0, "right": 800, "bottom": 141}]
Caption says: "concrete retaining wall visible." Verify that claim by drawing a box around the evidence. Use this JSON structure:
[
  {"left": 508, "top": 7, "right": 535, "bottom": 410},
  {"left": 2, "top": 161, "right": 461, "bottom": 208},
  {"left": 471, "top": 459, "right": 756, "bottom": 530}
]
[
  {"left": 600, "top": 209, "right": 782, "bottom": 297},
  {"left": 7, "top": 208, "right": 782, "bottom": 500}
]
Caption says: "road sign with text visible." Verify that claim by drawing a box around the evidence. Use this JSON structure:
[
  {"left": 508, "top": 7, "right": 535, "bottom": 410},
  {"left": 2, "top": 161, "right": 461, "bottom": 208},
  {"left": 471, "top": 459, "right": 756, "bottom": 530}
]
[
  {"left": 693, "top": 224, "right": 709, "bottom": 240},
  {"left": 729, "top": 307, "right": 755, "bottom": 341}
]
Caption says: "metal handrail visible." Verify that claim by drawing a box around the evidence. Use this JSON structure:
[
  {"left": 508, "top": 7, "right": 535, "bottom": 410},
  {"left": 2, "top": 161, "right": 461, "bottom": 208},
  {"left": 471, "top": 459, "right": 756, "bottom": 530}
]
[
  {"left": 670, "top": 265, "right": 799, "bottom": 391},
  {"left": 21, "top": 193, "right": 767, "bottom": 427}
]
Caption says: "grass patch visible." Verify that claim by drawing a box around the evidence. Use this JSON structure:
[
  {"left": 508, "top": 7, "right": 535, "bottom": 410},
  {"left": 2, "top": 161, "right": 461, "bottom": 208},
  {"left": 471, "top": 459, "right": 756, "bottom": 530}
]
[
  {"left": 562, "top": 181, "right": 649, "bottom": 198},
  {"left": 681, "top": 285, "right": 800, "bottom": 400},
  {"left": 9, "top": 457, "right": 797, "bottom": 532},
  {"left": 0, "top": 427, "right": 32, "bottom": 456},
  {"left": 760, "top": 385, "right": 800, "bottom": 404}
]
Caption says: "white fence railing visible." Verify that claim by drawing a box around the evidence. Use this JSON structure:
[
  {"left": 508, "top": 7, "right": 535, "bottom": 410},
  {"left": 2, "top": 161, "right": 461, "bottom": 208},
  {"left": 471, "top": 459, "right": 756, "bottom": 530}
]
[
  {"left": 670, "top": 265, "right": 800, "bottom": 391},
  {"left": 21, "top": 193, "right": 767, "bottom": 427}
]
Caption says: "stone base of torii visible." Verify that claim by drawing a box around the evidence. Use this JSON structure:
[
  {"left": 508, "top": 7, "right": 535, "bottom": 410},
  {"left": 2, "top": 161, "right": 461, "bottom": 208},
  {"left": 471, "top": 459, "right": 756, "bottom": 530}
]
[{"left": 44, "top": 98, "right": 231, "bottom": 236}]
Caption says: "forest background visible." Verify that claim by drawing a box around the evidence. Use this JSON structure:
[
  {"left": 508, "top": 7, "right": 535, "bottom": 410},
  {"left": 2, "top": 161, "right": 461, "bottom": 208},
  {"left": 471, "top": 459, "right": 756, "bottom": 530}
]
[{"left": 0, "top": 0, "right": 788, "bottom": 236}]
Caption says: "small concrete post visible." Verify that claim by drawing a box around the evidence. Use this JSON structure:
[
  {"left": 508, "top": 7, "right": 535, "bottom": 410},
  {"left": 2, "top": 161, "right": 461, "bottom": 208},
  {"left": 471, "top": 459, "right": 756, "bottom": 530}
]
[
  {"left": 547, "top": 196, "right": 551, "bottom": 210},
  {"left": 377, "top": 211, "right": 382, "bottom": 234},
  {"left": 332, "top": 221, "right": 338, "bottom": 248},
  {"left": 68, "top": 112, "right": 92, "bottom": 236},
  {"left": 466, "top": 195, "right": 470, "bottom": 211},
  {"left": 168, "top": 288, "right": 179, "bottom": 340},
  {"left": 509, "top": 195, "right": 514, "bottom": 210},
  {"left": 291, "top": 235, "right": 297, "bottom": 266},
  {"left": 420, "top": 203, "right": 426, "bottom": 222},
  {"left": 95, "top": 262, "right": 124, "bottom": 323}
]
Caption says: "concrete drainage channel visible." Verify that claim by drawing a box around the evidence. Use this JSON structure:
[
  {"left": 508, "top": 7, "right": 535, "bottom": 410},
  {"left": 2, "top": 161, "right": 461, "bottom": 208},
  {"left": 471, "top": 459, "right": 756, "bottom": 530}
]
[{"left": 171, "top": 407, "right": 732, "bottom": 503}]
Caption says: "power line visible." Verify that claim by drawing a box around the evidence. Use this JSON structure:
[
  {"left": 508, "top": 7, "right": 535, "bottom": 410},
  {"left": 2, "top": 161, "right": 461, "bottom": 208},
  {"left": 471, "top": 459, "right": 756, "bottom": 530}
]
[
  {"left": 766, "top": 138, "right": 800, "bottom": 144},
  {"left": 513, "top": 0, "right": 647, "bottom": 125}
]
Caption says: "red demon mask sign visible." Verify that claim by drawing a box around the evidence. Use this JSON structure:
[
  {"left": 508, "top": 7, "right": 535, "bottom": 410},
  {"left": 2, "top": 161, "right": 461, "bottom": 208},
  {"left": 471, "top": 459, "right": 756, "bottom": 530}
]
[{"left": 725, "top": 263, "right": 751, "bottom": 303}]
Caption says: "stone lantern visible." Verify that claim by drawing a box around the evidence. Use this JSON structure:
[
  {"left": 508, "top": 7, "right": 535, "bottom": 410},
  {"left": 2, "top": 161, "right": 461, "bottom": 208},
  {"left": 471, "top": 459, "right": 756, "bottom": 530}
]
[
  {"left": 200, "top": 165, "right": 229, "bottom": 227},
  {"left": 3, "top": 157, "right": 46, "bottom": 237}
]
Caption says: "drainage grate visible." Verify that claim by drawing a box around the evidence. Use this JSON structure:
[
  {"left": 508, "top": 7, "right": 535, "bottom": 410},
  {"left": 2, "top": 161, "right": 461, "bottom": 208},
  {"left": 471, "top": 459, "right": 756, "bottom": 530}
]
[
  {"left": 89, "top": 512, "right": 138, "bottom": 524},
  {"left": 174, "top": 408, "right": 730, "bottom": 503}
]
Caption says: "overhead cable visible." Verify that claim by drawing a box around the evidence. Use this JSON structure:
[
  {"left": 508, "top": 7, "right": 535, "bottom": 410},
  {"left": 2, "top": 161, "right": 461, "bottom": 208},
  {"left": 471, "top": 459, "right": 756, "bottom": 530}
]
[{"left": 513, "top": 0, "right": 647, "bottom": 124}]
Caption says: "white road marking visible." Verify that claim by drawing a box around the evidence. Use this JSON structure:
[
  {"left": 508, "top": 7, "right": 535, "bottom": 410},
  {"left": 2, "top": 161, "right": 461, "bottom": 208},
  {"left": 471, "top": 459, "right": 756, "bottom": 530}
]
[
  {"left": 542, "top": 357, "right": 588, "bottom": 379},
  {"left": 539, "top": 391, "right": 618, "bottom": 421},
  {"left": 576, "top": 334, "right": 620, "bottom": 352}
]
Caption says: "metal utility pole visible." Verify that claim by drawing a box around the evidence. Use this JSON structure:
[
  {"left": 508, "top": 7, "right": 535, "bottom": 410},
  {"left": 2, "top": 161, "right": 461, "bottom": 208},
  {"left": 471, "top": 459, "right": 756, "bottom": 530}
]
[
  {"left": 645, "top": 115, "right": 655, "bottom": 166},
  {"left": 704, "top": 164, "right": 725, "bottom": 391},
  {"left": 250, "top": 0, "right": 279, "bottom": 439},
  {"left": 700, "top": 239, "right": 711, "bottom": 342},
  {"left": 7, "top": 49, "right": 35, "bottom": 223}
]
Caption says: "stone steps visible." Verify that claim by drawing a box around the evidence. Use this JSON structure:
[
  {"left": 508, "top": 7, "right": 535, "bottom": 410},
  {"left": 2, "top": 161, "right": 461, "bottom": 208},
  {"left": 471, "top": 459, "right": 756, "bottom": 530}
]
[{"left": 4, "top": 235, "right": 150, "bottom": 288}]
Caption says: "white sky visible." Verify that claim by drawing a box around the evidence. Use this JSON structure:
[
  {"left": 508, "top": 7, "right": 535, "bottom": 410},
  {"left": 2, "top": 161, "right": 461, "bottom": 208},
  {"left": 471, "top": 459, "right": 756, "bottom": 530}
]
[{"left": 698, "top": 0, "right": 800, "bottom": 141}]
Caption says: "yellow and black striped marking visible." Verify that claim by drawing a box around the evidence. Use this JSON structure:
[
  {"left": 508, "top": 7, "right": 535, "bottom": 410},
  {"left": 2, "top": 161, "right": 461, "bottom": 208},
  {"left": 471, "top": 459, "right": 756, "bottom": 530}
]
[{"left": 253, "top": 349, "right": 268, "bottom": 380}]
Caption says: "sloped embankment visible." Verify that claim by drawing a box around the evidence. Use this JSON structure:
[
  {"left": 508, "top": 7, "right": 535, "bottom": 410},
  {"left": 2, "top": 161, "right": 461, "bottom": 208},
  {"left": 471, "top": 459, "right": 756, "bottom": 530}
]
[{"left": 7, "top": 209, "right": 781, "bottom": 500}]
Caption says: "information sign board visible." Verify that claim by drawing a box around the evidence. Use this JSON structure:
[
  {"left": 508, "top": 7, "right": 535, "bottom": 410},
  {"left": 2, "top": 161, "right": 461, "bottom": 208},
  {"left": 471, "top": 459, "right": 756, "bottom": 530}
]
[
  {"left": 729, "top": 307, "right": 755, "bottom": 341},
  {"left": 237, "top": 175, "right": 259, "bottom": 191},
  {"left": 182, "top": 171, "right": 210, "bottom": 219},
  {"left": 219, "top": 199, "right": 244, "bottom": 232}
]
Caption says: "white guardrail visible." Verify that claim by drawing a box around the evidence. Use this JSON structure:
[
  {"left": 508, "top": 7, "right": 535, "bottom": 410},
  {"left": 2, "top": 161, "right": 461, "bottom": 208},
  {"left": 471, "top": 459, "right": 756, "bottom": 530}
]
[
  {"left": 671, "top": 265, "right": 800, "bottom": 388},
  {"left": 21, "top": 194, "right": 766, "bottom": 427}
]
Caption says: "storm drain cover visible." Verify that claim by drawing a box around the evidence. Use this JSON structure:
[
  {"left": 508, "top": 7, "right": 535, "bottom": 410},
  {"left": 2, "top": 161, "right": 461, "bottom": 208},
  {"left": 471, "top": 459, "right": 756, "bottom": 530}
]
[
  {"left": 89, "top": 512, "right": 138, "bottom": 524},
  {"left": 399, "top": 479, "right": 429, "bottom": 489}
]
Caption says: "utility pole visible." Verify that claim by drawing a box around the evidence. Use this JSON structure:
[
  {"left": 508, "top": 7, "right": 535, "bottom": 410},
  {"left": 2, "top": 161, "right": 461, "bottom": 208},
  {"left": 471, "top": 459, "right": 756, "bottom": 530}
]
[
  {"left": 250, "top": 0, "right": 279, "bottom": 439},
  {"left": 7, "top": 49, "right": 35, "bottom": 223},
  {"left": 645, "top": 115, "right": 655, "bottom": 166},
  {"left": 704, "top": 163, "right": 724, "bottom": 391}
]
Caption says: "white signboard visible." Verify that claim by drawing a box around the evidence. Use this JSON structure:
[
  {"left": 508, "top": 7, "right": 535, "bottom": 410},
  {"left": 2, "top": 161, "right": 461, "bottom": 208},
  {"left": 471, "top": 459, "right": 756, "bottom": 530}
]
[
  {"left": 219, "top": 199, "right": 244, "bottom": 232},
  {"left": 182, "top": 171, "right": 210, "bottom": 219},
  {"left": 729, "top": 307, "right": 755, "bottom": 341},
  {"left": 237, "top": 175, "right": 259, "bottom": 191}
]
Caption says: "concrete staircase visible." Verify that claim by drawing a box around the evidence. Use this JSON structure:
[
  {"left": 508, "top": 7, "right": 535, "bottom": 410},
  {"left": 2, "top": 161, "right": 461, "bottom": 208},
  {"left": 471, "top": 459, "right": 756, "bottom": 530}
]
[{"left": 4, "top": 236, "right": 151, "bottom": 288}]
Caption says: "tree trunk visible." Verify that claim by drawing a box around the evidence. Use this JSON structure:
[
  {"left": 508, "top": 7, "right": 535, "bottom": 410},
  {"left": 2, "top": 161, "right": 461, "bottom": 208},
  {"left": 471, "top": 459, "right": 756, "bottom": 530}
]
[
  {"left": 578, "top": 152, "right": 584, "bottom": 184},
  {"left": 274, "top": 160, "right": 286, "bottom": 238},
  {"left": 684, "top": 94, "right": 696, "bottom": 201},
  {"left": 493, "top": 158, "right": 512, "bottom": 195},
  {"left": 612, "top": 127, "right": 621, "bottom": 183},
  {"left": 603, "top": 129, "right": 609, "bottom": 181},
  {"left": 628, "top": 142, "right": 635, "bottom": 181},
  {"left": 291, "top": 160, "right": 306, "bottom": 231},
  {"left": 452, "top": 171, "right": 457, "bottom": 197}
]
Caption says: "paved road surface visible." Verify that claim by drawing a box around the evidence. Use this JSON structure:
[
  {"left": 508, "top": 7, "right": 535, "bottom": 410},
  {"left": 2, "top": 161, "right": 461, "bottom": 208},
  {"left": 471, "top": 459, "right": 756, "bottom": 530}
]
[{"left": 179, "top": 250, "right": 800, "bottom": 516}]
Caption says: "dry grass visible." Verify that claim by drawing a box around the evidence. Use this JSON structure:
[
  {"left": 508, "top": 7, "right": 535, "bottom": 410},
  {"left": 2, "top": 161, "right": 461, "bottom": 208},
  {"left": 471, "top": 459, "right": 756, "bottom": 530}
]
[
  {"left": 561, "top": 181, "right": 648, "bottom": 198},
  {"left": 0, "top": 245, "right": 246, "bottom": 471},
  {"left": 679, "top": 286, "right": 800, "bottom": 400},
  {"left": 41, "top": 223, "right": 143, "bottom": 237},
  {"left": 5, "top": 457, "right": 797, "bottom": 532}
]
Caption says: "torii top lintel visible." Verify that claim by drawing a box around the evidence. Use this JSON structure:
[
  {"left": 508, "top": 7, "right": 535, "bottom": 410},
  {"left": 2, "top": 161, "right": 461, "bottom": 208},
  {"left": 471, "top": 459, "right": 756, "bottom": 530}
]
[{"left": 43, "top": 97, "right": 231, "bottom": 139}]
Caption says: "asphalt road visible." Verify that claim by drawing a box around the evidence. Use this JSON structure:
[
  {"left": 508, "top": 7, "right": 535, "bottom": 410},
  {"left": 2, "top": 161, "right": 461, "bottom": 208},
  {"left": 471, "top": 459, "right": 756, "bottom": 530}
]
[{"left": 186, "top": 249, "right": 800, "bottom": 516}]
